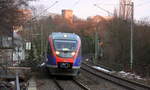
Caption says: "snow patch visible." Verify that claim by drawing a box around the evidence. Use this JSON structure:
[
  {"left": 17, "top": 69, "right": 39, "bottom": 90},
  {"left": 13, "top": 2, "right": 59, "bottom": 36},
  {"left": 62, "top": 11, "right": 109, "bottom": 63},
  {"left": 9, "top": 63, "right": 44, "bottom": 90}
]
[
  {"left": 118, "top": 71, "right": 143, "bottom": 80},
  {"left": 85, "top": 58, "right": 89, "bottom": 61},
  {"left": 40, "top": 62, "right": 46, "bottom": 67},
  {"left": 92, "top": 66, "right": 111, "bottom": 73},
  {"left": 9, "top": 81, "right": 15, "bottom": 85},
  {"left": 92, "top": 66, "right": 145, "bottom": 80}
]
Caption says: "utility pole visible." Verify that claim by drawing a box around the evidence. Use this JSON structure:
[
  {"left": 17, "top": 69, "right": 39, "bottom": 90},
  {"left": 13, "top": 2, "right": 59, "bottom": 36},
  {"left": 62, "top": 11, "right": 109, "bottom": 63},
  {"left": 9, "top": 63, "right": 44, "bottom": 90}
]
[
  {"left": 12, "top": 27, "right": 14, "bottom": 66},
  {"left": 120, "top": 0, "right": 134, "bottom": 71},
  {"left": 130, "top": 2, "right": 134, "bottom": 71},
  {"left": 119, "top": 0, "right": 132, "bottom": 20},
  {"left": 95, "top": 27, "right": 98, "bottom": 64},
  {"left": 40, "top": 23, "right": 43, "bottom": 59}
]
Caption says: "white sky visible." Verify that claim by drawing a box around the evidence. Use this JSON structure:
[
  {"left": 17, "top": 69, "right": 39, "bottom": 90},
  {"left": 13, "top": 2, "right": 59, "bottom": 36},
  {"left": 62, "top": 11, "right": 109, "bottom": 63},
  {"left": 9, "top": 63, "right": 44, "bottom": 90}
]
[{"left": 29, "top": 0, "right": 150, "bottom": 20}]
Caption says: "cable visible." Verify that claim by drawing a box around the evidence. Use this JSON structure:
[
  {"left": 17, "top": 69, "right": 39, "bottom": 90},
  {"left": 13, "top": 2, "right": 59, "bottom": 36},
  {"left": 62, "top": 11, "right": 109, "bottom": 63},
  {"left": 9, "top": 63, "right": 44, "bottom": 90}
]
[
  {"left": 94, "top": 4, "right": 113, "bottom": 16},
  {"left": 136, "top": 0, "right": 150, "bottom": 7},
  {"left": 72, "top": 0, "right": 81, "bottom": 9},
  {"left": 26, "top": 1, "right": 58, "bottom": 23},
  {"left": 32, "top": 1, "right": 58, "bottom": 19},
  {"left": 87, "top": 0, "right": 114, "bottom": 16}
]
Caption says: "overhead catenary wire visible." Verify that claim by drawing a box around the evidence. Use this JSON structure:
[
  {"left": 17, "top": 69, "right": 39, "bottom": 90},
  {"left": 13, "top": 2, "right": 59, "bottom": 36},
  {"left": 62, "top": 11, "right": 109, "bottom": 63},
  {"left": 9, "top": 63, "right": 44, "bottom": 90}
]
[
  {"left": 94, "top": 4, "right": 114, "bottom": 16},
  {"left": 93, "top": 0, "right": 150, "bottom": 8},
  {"left": 72, "top": 0, "right": 81, "bottom": 9},
  {"left": 135, "top": 0, "right": 150, "bottom": 7},
  {"left": 87, "top": 0, "right": 114, "bottom": 16},
  {"left": 32, "top": 1, "right": 58, "bottom": 19},
  {"left": 25, "top": 1, "right": 58, "bottom": 24}
]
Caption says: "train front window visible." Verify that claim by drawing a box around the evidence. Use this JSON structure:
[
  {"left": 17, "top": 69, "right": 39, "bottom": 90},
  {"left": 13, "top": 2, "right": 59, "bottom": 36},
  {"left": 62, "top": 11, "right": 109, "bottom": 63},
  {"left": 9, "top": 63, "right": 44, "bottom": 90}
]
[{"left": 54, "top": 40, "right": 77, "bottom": 51}]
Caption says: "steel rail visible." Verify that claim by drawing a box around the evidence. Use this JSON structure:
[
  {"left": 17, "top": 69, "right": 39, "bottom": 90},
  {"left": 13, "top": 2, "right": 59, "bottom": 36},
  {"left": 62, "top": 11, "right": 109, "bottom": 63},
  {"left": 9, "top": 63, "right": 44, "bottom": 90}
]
[
  {"left": 81, "top": 63, "right": 150, "bottom": 90},
  {"left": 73, "top": 79, "right": 90, "bottom": 90},
  {"left": 53, "top": 77, "right": 90, "bottom": 90},
  {"left": 53, "top": 78, "right": 64, "bottom": 90}
]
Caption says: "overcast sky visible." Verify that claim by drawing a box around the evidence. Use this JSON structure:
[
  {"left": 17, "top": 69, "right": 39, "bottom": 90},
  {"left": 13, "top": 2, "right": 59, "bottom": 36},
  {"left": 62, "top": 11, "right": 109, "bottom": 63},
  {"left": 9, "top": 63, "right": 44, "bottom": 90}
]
[{"left": 30, "top": 0, "right": 150, "bottom": 20}]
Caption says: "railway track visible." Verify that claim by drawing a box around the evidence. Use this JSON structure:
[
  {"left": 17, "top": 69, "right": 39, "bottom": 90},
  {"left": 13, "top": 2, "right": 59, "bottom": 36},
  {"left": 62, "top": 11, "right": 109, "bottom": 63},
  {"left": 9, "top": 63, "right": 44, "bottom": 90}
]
[
  {"left": 73, "top": 78, "right": 90, "bottom": 90},
  {"left": 35, "top": 71, "right": 90, "bottom": 90},
  {"left": 81, "top": 63, "right": 150, "bottom": 90},
  {"left": 52, "top": 77, "right": 90, "bottom": 90},
  {"left": 53, "top": 78, "right": 64, "bottom": 90}
]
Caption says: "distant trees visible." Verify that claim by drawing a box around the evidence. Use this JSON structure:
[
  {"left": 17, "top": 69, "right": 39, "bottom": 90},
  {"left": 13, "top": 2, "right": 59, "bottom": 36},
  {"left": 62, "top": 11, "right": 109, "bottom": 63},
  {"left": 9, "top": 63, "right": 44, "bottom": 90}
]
[
  {"left": 133, "top": 21, "right": 150, "bottom": 76},
  {"left": 21, "top": 12, "right": 150, "bottom": 77},
  {"left": 0, "top": 0, "right": 34, "bottom": 35},
  {"left": 102, "top": 18, "right": 131, "bottom": 71},
  {"left": 21, "top": 15, "right": 99, "bottom": 64},
  {"left": 102, "top": 17, "right": 150, "bottom": 76}
]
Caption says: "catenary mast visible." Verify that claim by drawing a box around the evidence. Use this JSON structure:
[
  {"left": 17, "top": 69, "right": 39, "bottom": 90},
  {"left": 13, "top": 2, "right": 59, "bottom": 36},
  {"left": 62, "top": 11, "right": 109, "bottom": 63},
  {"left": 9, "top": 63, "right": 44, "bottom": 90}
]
[{"left": 119, "top": 0, "right": 132, "bottom": 20}]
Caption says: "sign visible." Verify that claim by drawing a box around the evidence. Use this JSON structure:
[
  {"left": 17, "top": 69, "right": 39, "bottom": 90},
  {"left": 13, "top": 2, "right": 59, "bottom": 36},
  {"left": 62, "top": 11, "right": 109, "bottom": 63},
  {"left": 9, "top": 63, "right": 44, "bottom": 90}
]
[{"left": 26, "top": 42, "right": 31, "bottom": 50}]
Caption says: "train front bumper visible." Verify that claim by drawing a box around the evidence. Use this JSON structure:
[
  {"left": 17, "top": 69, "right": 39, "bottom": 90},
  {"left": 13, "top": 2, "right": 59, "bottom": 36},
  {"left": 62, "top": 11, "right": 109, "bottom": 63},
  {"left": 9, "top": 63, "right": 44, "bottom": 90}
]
[{"left": 46, "top": 65, "right": 80, "bottom": 76}]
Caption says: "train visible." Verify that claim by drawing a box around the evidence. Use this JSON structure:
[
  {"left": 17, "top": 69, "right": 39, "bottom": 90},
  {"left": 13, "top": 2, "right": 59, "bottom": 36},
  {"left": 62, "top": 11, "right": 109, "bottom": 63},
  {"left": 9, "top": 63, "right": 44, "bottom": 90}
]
[{"left": 45, "top": 32, "right": 82, "bottom": 76}]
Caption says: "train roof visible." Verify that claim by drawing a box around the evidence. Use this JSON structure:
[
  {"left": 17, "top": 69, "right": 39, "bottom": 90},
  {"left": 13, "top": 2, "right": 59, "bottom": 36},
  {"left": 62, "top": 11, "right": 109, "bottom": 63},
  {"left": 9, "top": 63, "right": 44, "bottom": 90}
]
[{"left": 49, "top": 32, "right": 80, "bottom": 40}]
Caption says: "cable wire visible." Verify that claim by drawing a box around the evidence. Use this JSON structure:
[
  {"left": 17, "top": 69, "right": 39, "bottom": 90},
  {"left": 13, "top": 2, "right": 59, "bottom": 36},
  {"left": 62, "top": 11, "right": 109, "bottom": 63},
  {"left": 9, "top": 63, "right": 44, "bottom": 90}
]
[
  {"left": 26, "top": 1, "right": 58, "bottom": 23},
  {"left": 88, "top": 0, "right": 114, "bottom": 16},
  {"left": 136, "top": 0, "right": 150, "bottom": 7},
  {"left": 94, "top": 4, "right": 113, "bottom": 16},
  {"left": 72, "top": 0, "right": 81, "bottom": 9}
]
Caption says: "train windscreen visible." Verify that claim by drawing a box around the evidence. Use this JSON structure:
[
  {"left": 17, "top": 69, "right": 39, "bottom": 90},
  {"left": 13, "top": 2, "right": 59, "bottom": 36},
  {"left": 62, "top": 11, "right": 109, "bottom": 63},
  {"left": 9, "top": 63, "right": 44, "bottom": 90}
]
[{"left": 54, "top": 40, "right": 77, "bottom": 51}]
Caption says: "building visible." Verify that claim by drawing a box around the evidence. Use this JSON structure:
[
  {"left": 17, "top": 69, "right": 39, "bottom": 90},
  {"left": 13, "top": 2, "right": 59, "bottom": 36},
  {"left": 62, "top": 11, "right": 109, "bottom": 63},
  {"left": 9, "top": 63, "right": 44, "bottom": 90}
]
[
  {"left": 13, "top": 32, "right": 25, "bottom": 66},
  {"left": 17, "top": 9, "right": 32, "bottom": 21},
  {"left": 0, "top": 49, "right": 13, "bottom": 66},
  {"left": 14, "top": 9, "right": 32, "bottom": 32},
  {"left": 87, "top": 15, "right": 113, "bottom": 23},
  {"left": 62, "top": 9, "right": 73, "bottom": 23}
]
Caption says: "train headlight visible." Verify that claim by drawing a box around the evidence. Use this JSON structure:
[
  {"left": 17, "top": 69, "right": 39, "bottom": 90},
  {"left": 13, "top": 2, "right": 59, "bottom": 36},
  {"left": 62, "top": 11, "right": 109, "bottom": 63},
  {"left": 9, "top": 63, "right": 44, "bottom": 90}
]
[
  {"left": 71, "top": 52, "right": 76, "bottom": 56},
  {"left": 55, "top": 51, "right": 60, "bottom": 55},
  {"left": 64, "top": 34, "right": 67, "bottom": 38}
]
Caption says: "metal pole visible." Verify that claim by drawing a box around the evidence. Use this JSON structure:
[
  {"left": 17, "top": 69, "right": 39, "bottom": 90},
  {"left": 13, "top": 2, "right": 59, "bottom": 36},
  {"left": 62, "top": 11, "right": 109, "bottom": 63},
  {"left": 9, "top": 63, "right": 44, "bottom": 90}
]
[
  {"left": 41, "top": 23, "right": 43, "bottom": 58},
  {"left": 17, "top": 48, "right": 19, "bottom": 65},
  {"left": 12, "top": 27, "right": 14, "bottom": 66},
  {"left": 16, "top": 73, "right": 20, "bottom": 90},
  {"left": 95, "top": 28, "right": 98, "bottom": 64},
  {"left": 130, "top": 2, "right": 134, "bottom": 71}
]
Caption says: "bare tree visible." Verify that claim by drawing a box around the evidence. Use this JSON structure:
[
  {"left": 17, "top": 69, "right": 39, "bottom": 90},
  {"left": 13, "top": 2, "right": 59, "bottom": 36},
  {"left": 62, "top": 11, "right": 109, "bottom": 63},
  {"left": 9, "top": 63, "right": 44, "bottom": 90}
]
[{"left": 0, "top": 0, "right": 34, "bottom": 35}]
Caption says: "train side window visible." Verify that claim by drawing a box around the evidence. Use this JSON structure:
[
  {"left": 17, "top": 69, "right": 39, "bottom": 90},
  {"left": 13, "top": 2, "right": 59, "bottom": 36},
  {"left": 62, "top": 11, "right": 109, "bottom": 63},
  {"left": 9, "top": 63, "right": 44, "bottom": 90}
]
[{"left": 47, "top": 43, "right": 52, "bottom": 54}]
